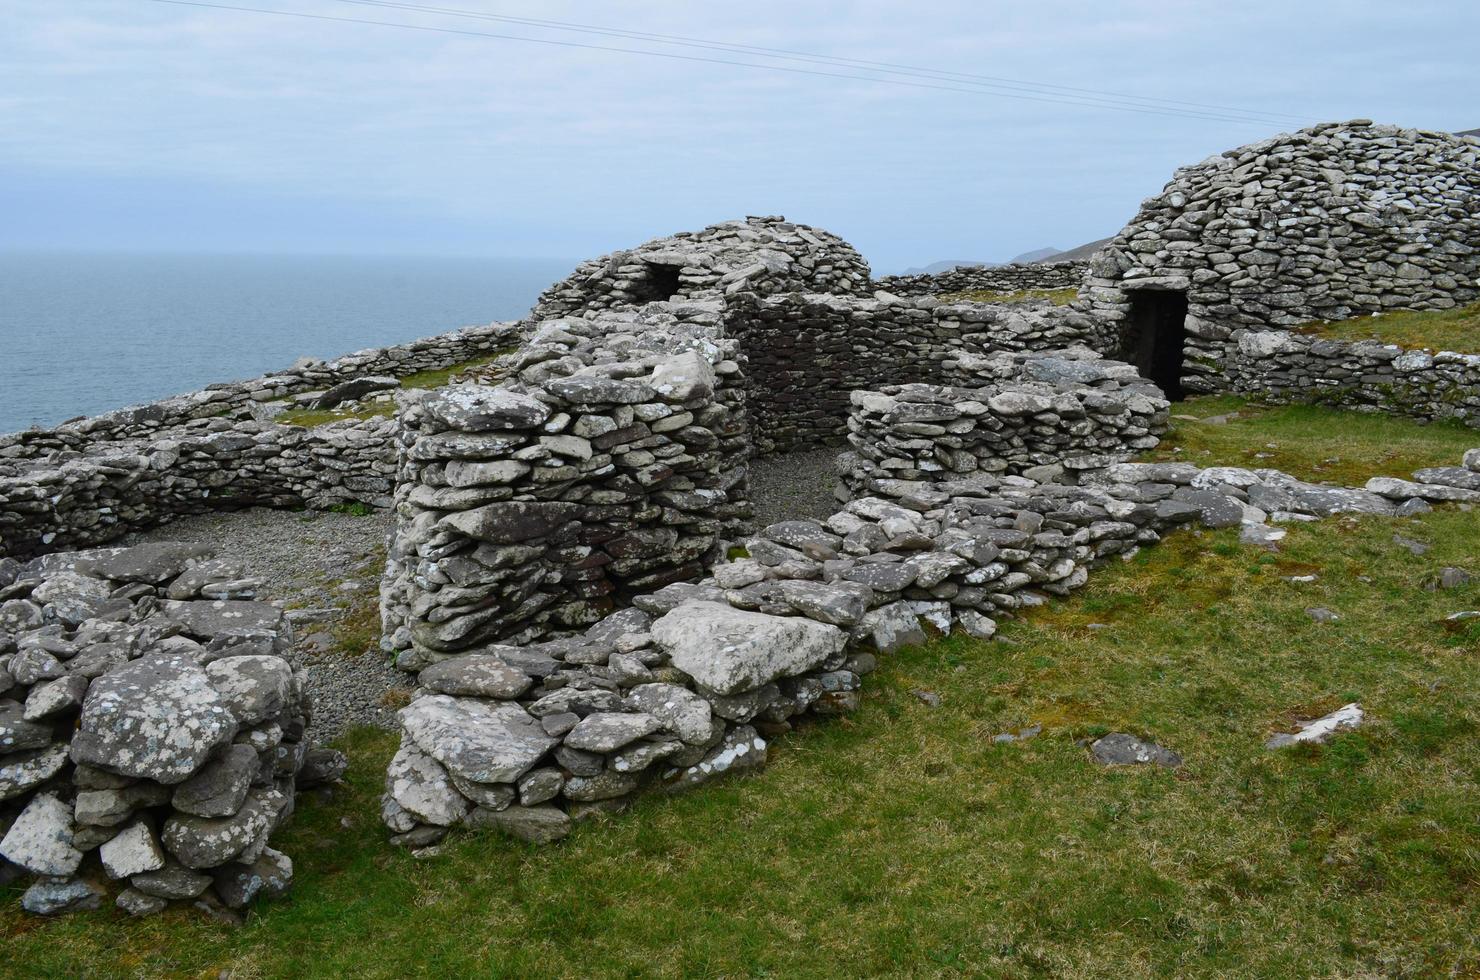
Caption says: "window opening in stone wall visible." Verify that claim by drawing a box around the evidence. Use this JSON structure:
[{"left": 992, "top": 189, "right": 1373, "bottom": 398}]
[
  {"left": 1121, "top": 289, "right": 1189, "bottom": 400},
  {"left": 630, "top": 262, "right": 684, "bottom": 303}
]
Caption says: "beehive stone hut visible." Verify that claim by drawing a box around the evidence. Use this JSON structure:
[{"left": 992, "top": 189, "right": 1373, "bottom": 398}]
[
  {"left": 531, "top": 215, "right": 872, "bottom": 318},
  {"left": 1081, "top": 121, "right": 1480, "bottom": 398}
]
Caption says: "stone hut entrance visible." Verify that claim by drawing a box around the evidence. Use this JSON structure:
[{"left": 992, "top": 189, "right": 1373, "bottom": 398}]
[
  {"left": 1121, "top": 289, "right": 1188, "bottom": 399},
  {"left": 630, "top": 262, "right": 684, "bottom": 303}
]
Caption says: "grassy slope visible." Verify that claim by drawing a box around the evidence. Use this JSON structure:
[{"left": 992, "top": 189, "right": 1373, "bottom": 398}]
[
  {"left": 1299, "top": 301, "right": 1480, "bottom": 353},
  {"left": 3, "top": 405, "right": 1479, "bottom": 978}
]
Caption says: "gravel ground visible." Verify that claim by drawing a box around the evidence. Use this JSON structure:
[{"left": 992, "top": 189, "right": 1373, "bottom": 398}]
[
  {"left": 125, "top": 507, "right": 407, "bottom": 741},
  {"left": 748, "top": 446, "right": 846, "bottom": 526}
]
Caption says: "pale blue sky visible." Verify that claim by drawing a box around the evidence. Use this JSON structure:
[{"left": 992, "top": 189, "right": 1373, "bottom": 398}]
[{"left": 2, "top": 1, "right": 1475, "bottom": 272}]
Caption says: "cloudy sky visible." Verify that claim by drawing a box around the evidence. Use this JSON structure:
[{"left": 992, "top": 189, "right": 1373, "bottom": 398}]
[{"left": 2, "top": 1, "right": 1475, "bottom": 271}]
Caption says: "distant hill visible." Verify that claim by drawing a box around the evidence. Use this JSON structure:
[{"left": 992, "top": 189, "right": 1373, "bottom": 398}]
[
  {"left": 1457, "top": 128, "right": 1480, "bottom": 137},
  {"left": 1033, "top": 236, "right": 1113, "bottom": 262},
  {"left": 1009, "top": 247, "right": 1063, "bottom": 264},
  {"left": 899, "top": 259, "right": 991, "bottom": 275}
]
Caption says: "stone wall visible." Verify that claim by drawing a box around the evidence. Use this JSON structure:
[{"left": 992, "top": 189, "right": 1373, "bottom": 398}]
[
  {"left": 531, "top": 216, "right": 872, "bottom": 319},
  {"left": 0, "top": 542, "right": 345, "bottom": 918},
  {"left": 1, "top": 322, "right": 520, "bottom": 463},
  {"left": 1081, "top": 122, "right": 1480, "bottom": 363},
  {"left": 841, "top": 350, "right": 1169, "bottom": 495},
  {"left": 379, "top": 307, "right": 751, "bottom": 662},
  {"left": 874, "top": 261, "right": 1088, "bottom": 297},
  {"left": 378, "top": 437, "right": 1480, "bottom": 847},
  {"left": 727, "top": 293, "right": 1107, "bottom": 454},
  {"left": 1188, "top": 328, "right": 1480, "bottom": 426},
  {"left": 0, "top": 417, "right": 396, "bottom": 561}
]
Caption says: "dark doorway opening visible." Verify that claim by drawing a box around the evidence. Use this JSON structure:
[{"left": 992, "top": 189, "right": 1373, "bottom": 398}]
[
  {"left": 630, "top": 262, "right": 683, "bottom": 303},
  {"left": 1120, "top": 290, "right": 1189, "bottom": 399}
]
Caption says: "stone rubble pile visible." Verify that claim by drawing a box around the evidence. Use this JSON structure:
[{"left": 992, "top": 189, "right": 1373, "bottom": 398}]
[
  {"left": 532, "top": 216, "right": 872, "bottom": 319},
  {"left": 840, "top": 349, "right": 1169, "bottom": 494},
  {"left": 380, "top": 305, "right": 752, "bottom": 662},
  {"left": 874, "top": 260, "right": 1088, "bottom": 298},
  {"left": 0, "top": 542, "right": 344, "bottom": 918}
]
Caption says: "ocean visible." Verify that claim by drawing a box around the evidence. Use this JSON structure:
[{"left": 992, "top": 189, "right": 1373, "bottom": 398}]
[{"left": 0, "top": 251, "right": 575, "bottom": 433}]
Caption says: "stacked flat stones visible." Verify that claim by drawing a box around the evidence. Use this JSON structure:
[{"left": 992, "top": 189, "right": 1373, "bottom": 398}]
[
  {"left": 381, "top": 445, "right": 1480, "bottom": 845},
  {"left": 1209, "top": 329, "right": 1480, "bottom": 428},
  {"left": 380, "top": 305, "right": 751, "bottom": 663},
  {"left": 874, "top": 260, "right": 1088, "bottom": 298},
  {"left": 1080, "top": 121, "right": 1480, "bottom": 384},
  {"left": 841, "top": 350, "right": 1170, "bottom": 493},
  {"left": 381, "top": 598, "right": 862, "bottom": 847},
  {"left": 531, "top": 215, "right": 872, "bottom": 319},
  {"left": 0, "top": 416, "right": 398, "bottom": 560},
  {"left": 727, "top": 294, "right": 1105, "bottom": 453},
  {"left": 0, "top": 542, "right": 344, "bottom": 918}
]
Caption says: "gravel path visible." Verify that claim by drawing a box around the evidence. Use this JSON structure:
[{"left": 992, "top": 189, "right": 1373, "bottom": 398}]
[
  {"left": 748, "top": 446, "right": 846, "bottom": 526},
  {"left": 125, "top": 508, "right": 407, "bottom": 741}
]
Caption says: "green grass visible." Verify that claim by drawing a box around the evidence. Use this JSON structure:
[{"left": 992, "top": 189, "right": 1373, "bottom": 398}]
[
  {"left": 1145, "top": 395, "right": 1480, "bottom": 485},
  {"left": 4, "top": 406, "right": 1478, "bottom": 977},
  {"left": 277, "top": 350, "right": 515, "bottom": 427},
  {"left": 1299, "top": 301, "right": 1480, "bottom": 353},
  {"left": 938, "top": 286, "right": 1079, "bottom": 306}
]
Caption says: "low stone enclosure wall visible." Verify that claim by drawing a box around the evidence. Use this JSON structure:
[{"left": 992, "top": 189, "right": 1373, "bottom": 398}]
[
  {"left": 378, "top": 438, "right": 1480, "bottom": 847},
  {"left": 1, "top": 541, "right": 344, "bottom": 918},
  {"left": 874, "top": 260, "right": 1089, "bottom": 297},
  {"left": 0, "top": 417, "right": 397, "bottom": 561},
  {"left": 839, "top": 349, "right": 1169, "bottom": 494},
  {"left": 1186, "top": 328, "right": 1480, "bottom": 424},
  {"left": 1, "top": 322, "right": 518, "bottom": 463}
]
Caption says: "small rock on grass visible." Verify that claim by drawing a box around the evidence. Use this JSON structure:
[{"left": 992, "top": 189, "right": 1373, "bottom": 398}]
[
  {"left": 1089, "top": 733, "right": 1182, "bottom": 768},
  {"left": 1265, "top": 703, "right": 1364, "bottom": 749},
  {"left": 1305, "top": 607, "right": 1339, "bottom": 623}
]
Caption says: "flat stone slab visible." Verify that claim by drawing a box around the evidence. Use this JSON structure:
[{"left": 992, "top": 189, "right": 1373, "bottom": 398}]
[
  {"left": 418, "top": 655, "right": 533, "bottom": 699},
  {"left": 651, "top": 601, "right": 846, "bottom": 697},
  {"left": 159, "top": 600, "right": 286, "bottom": 638},
  {"left": 70, "top": 654, "right": 237, "bottom": 784},
  {"left": 1266, "top": 702, "right": 1365, "bottom": 749},
  {"left": 78, "top": 542, "right": 213, "bottom": 585},
  {"left": 1089, "top": 733, "right": 1182, "bottom": 768},
  {"left": 400, "top": 695, "right": 557, "bottom": 784}
]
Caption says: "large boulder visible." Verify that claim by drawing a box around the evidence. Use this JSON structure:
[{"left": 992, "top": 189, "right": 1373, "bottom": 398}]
[
  {"left": 650, "top": 602, "right": 846, "bottom": 696},
  {"left": 70, "top": 655, "right": 238, "bottom": 784}
]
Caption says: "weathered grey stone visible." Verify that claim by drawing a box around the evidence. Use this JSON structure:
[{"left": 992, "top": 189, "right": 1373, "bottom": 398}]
[
  {"left": 562, "top": 712, "right": 661, "bottom": 753},
  {"left": 1089, "top": 733, "right": 1182, "bottom": 767},
  {"left": 465, "top": 803, "right": 571, "bottom": 844},
  {"left": 70, "top": 654, "right": 238, "bottom": 784},
  {"left": 424, "top": 385, "right": 551, "bottom": 431},
  {"left": 99, "top": 819, "right": 166, "bottom": 879},
  {"left": 0, "top": 794, "right": 83, "bottom": 876},
  {"left": 129, "top": 859, "right": 213, "bottom": 899},
  {"left": 21, "top": 877, "right": 102, "bottom": 916},
  {"left": 625, "top": 683, "right": 720, "bottom": 745},
  {"left": 79, "top": 542, "right": 213, "bottom": 585},
  {"left": 418, "top": 655, "right": 533, "bottom": 699},
  {"left": 0, "top": 743, "right": 69, "bottom": 801},
  {"left": 161, "top": 787, "right": 283, "bottom": 869},
  {"left": 664, "top": 725, "right": 767, "bottom": 792},
  {"left": 116, "top": 886, "right": 169, "bottom": 917},
  {"left": 0, "top": 698, "right": 55, "bottom": 752},
  {"left": 159, "top": 599, "right": 285, "bottom": 638},
  {"left": 384, "top": 740, "right": 470, "bottom": 827},
  {"left": 172, "top": 744, "right": 259, "bottom": 818},
  {"left": 204, "top": 655, "right": 294, "bottom": 726},
  {"left": 22, "top": 674, "right": 88, "bottom": 721},
  {"left": 213, "top": 847, "right": 293, "bottom": 908},
  {"left": 296, "top": 747, "right": 348, "bottom": 788},
  {"left": 517, "top": 767, "right": 564, "bottom": 806},
  {"left": 651, "top": 602, "right": 845, "bottom": 697},
  {"left": 400, "top": 695, "right": 557, "bottom": 784}
]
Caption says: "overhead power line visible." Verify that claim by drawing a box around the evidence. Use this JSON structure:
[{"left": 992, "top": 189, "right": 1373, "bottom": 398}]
[
  {"left": 140, "top": 0, "right": 1298, "bottom": 127},
  {"left": 334, "top": 0, "right": 1309, "bottom": 126}
]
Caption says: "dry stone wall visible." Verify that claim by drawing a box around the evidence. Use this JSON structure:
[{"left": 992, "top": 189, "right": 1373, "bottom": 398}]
[
  {"left": 727, "top": 293, "right": 1107, "bottom": 453},
  {"left": 0, "top": 541, "right": 345, "bottom": 918},
  {"left": 532, "top": 216, "right": 872, "bottom": 319},
  {"left": 1190, "top": 329, "right": 1480, "bottom": 426},
  {"left": 841, "top": 349, "right": 1169, "bottom": 494},
  {"left": 378, "top": 435, "right": 1480, "bottom": 847},
  {"left": 874, "top": 261, "right": 1088, "bottom": 297},
  {"left": 0, "top": 417, "right": 397, "bottom": 561},
  {"left": 1, "top": 323, "right": 519, "bottom": 463},
  {"left": 1082, "top": 121, "right": 1480, "bottom": 366},
  {"left": 379, "top": 305, "right": 751, "bottom": 663}
]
